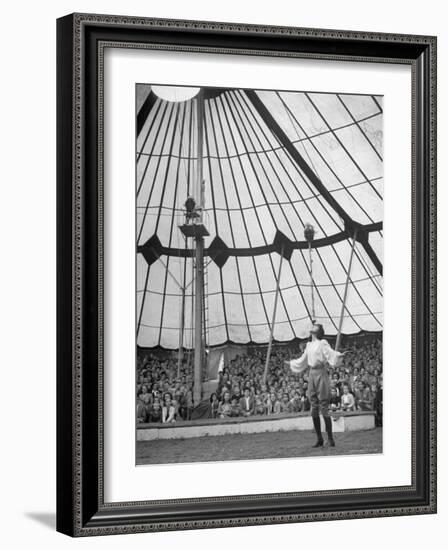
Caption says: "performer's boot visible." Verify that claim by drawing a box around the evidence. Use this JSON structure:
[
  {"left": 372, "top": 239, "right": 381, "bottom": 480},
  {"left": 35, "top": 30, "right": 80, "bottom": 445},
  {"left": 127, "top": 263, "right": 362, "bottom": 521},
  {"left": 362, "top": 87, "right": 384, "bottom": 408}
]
[
  {"left": 312, "top": 415, "right": 324, "bottom": 447},
  {"left": 323, "top": 416, "right": 335, "bottom": 447}
]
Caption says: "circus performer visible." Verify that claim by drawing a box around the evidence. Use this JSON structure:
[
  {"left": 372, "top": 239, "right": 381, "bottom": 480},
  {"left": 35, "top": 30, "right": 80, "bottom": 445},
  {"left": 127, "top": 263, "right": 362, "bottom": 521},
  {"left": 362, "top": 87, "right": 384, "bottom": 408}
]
[{"left": 285, "top": 324, "right": 347, "bottom": 447}]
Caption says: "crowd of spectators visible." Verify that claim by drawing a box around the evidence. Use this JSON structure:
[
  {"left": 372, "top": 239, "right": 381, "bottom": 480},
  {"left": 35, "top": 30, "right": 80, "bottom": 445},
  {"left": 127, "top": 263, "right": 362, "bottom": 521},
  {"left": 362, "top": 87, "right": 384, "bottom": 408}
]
[
  {"left": 136, "top": 352, "right": 195, "bottom": 424},
  {"left": 136, "top": 337, "right": 383, "bottom": 426}
]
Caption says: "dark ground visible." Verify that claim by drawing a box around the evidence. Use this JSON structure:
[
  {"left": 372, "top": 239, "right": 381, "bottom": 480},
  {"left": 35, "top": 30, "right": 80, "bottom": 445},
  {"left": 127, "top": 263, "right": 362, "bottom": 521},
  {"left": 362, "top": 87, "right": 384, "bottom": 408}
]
[{"left": 136, "top": 428, "right": 382, "bottom": 465}]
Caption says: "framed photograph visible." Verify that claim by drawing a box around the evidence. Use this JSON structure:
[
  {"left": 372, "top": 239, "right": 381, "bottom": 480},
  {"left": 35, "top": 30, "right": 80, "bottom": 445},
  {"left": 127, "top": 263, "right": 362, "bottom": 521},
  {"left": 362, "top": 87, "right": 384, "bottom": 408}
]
[{"left": 57, "top": 13, "right": 437, "bottom": 536}]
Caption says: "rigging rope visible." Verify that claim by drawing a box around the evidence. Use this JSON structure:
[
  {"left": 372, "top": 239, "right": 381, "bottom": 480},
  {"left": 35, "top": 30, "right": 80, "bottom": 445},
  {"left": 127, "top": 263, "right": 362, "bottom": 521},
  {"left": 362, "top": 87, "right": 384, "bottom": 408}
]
[{"left": 281, "top": 95, "right": 319, "bottom": 325}]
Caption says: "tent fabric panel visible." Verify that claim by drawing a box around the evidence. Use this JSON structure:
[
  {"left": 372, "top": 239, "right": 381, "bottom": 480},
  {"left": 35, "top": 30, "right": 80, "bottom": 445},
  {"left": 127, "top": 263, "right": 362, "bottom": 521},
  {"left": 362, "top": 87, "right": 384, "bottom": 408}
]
[
  {"left": 335, "top": 124, "right": 383, "bottom": 183},
  {"left": 135, "top": 86, "right": 383, "bottom": 348},
  {"left": 137, "top": 98, "right": 166, "bottom": 154},
  {"left": 338, "top": 94, "right": 382, "bottom": 121}
]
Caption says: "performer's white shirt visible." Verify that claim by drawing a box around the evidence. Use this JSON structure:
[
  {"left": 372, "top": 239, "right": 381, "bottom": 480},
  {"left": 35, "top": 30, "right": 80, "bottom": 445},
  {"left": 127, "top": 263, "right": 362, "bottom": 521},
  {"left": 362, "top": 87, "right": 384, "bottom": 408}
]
[{"left": 289, "top": 339, "right": 343, "bottom": 373}]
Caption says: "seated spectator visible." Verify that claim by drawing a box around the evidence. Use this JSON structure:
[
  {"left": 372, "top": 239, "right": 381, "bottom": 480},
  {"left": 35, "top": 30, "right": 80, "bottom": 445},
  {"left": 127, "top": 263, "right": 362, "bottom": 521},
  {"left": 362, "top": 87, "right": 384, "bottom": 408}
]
[
  {"left": 340, "top": 385, "right": 355, "bottom": 412},
  {"left": 152, "top": 389, "right": 162, "bottom": 403},
  {"left": 230, "top": 396, "right": 241, "bottom": 417},
  {"left": 289, "top": 391, "right": 301, "bottom": 413},
  {"left": 299, "top": 389, "right": 311, "bottom": 412},
  {"left": 280, "top": 393, "right": 292, "bottom": 413},
  {"left": 255, "top": 395, "right": 265, "bottom": 415},
  {"left": 273, "top": 397, "right": 282, "bottom": 414},
  {"left": 353, "top": 380, "right": 363, "bottom": 409},
  {"left": 239, "top": 388, "right": 255, "bottom": 416},
  {"left": 373, "top": 368, "right": 383, "bottom": 387},
  {"left": 136, "top": 398, "right": 147, "bottom": 423},
  {"left": 149, "top": 400, "right": 162, "bottom": 423},
  {"left": 331, "top": 373, "right": 342, "bottom": 395},
  {"left": 359, "top": 367, "right": 371, "bottom": 386},
  {"left": 329, "top": 387, "right": 341, "bottom": 412},
  {"left": 266, "top": 391, "right": 276, "bottom": 415},
  {"left": 138, "top": 385, "right": 152, "bottom": 406},
  {"left": 349, "top": 367, "right": 360, "bottom": 389},
  {"left": 218, "top": 391, "right": 232, "bottom": 418},
  {"left": 330, "top": 380, "right": 340, "bottom": 398},
  {"left": 260, "top": 384, "right": 269, "bottom": 403},
  {"left": 231, "top": 386, "right": 242, "bottom": 402},
  {"left": 340, "top": 370, "right": 351, "bottom": 390},
  {"left": 357, "top": 382, "right": 374, "bottom": 411},
  {"left": 210, "top": 392, "right": 220, "bottom": 418},
  {"left": 162, "top": 393, "right": 176, "bottom": 423}
]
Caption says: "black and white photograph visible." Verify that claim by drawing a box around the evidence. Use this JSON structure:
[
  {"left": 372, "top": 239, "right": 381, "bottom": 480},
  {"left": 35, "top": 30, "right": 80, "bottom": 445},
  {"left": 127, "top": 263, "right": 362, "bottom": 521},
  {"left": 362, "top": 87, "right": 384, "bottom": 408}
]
[
  {"left": 135, "top": 84, "right": 384, "bottom": 465},
  {"left": 1, "top": 0, "right": 441, "bottom": 545}
]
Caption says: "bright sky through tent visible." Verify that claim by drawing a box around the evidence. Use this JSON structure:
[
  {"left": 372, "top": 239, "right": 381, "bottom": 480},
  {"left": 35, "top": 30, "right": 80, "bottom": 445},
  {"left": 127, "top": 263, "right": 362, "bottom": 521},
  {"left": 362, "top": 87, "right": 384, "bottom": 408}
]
[{"left": 151, "top": 85, "right": 201, "bottom": 102}]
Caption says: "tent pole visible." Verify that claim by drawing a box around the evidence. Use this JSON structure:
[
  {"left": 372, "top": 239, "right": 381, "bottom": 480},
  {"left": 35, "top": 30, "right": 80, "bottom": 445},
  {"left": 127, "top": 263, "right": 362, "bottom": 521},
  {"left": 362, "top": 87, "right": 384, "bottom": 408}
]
[
  {"left": 177, "top": 282, "right": 186, "bottom": 378},
  {"left": 193, "top": 238, "right": 204, "bottom": 403},
  {"left": 189, "top": 241, "right": 195, "bottom": 361},
  {"left": 263, "top": 245, "right": 284, "bottom": 384},
  {"left": 335, "top": 228, "right": 358, "bottom": 351},
  {"left": 177, "top": 240, "right": 188, "bottom": 378},
  {"left": 193, "top": 90, "right": 204, "bottom": 406},
  {"left": 308, "top": 241, "right": 315, "bottom": 322}
]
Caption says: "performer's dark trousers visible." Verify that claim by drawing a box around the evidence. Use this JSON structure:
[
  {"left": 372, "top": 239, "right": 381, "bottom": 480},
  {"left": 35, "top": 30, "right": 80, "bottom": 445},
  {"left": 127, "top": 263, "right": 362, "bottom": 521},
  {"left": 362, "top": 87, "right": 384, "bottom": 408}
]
[
  {"left": 308, "top": 365, "right": 330, "bottom": 417},
  {"left": 308, "top": 365, "right": 333, "bottom": 442}
]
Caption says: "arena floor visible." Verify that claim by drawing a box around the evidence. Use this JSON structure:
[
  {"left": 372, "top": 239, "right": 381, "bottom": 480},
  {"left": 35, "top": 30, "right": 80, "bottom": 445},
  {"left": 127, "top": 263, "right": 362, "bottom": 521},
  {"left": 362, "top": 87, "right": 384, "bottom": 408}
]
[{"left": 136, "top": 427, "right": 382, "bottom": 465}]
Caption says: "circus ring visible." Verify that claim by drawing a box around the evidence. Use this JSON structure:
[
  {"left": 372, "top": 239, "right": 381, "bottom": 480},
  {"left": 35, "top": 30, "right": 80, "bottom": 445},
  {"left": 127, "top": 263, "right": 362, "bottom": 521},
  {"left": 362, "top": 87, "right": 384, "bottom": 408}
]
[
  {"left": 137, "top": 411, "right": 375, "bottom": 440},
  {"left": 136, "top": 412, "right": 381, "bottom": 464}
]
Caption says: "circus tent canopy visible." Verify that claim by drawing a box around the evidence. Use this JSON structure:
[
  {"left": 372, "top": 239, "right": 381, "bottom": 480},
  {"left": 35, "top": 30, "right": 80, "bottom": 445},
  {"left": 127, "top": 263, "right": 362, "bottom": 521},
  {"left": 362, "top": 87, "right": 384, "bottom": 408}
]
[{"left": 136, "top": 85, "right": 383, "bottom": 349}]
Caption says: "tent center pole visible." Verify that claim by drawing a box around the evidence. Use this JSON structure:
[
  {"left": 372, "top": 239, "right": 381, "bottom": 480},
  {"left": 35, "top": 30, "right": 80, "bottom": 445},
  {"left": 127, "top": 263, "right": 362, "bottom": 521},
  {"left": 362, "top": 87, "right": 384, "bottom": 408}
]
[
  {"left": 193, "top": 236, "right": 204, "bottom": 404},
  {"left": 193, "top": 90, "right": 204, "bottom": 406},
  {"left": 177, "top": 283, "right": 186, "bottom": 378}
]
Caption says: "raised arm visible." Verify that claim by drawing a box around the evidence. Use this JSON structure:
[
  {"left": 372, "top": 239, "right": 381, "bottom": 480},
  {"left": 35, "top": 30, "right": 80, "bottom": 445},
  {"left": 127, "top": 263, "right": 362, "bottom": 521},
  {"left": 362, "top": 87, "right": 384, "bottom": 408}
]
[
  {"left": 321, "top": 339, "right": 344, "bottom": 367},
  {"left": 286, "top": 347, "right": 308, "bottom": 374}
]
